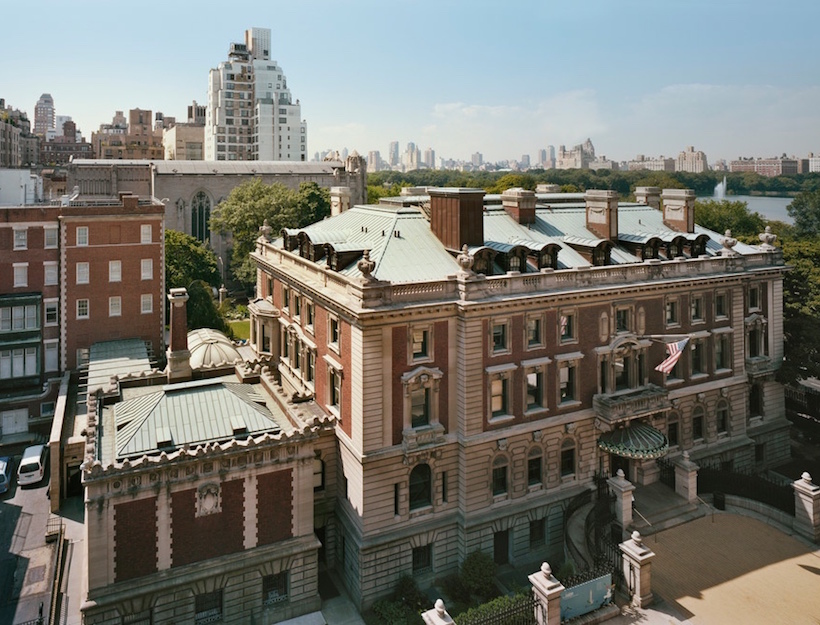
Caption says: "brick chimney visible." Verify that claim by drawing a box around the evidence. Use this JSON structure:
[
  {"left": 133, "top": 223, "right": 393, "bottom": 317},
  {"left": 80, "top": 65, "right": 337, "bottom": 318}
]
[
  {"left": 661, "top": 189, "right": 695, "bottom": 233},
  {"left": 166, "top": 287, "right": 192, "bottom": 382},
  {"left": 330, "top": 186, "right": 351, "bottom": 216},
  {"left": 501, "top": 188, "right": 536, "bottom": 225},
  {"left": 584, "top": 190, "right": 619, "bottom": 240},
  {"left": 428, "top": 187, "right": 485, "bottom": 250},
  {"left": 635, "top": 186, "right": 661, "bottom": 210}
]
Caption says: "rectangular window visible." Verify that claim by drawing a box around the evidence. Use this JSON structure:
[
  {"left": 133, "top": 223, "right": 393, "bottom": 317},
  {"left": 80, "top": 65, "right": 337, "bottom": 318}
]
[
  {"left": 412, "top": 545, "right": 433, "bottom": 574},
  {"left": 44, "top": 341, "right": 58, "bottom": 372},
  {"left": 717, "top": 406, "right": 729, "bottom": 434},
  {"left": 748, "top": 285, "right": 760, "bottom": 311},
  {"left": 693, "top": 415, "right": 704, "bottom": 440},
  {"left": 194, "top": 591, "right": 222, "bottom": 625},
  {"left": 615, "top": 308, "right": 630, "bottom": 333},
  {"left": 559, "top": 364, "right": 576, "bottom": 403},
  {"left": 44, "top": 262, "right": 58, "bottom": 286},
  {"left": 691, "top": 296, "right": 704, "bottom": 322},
  {"left": 13, "top": 264, "right": 28, "bottom": 287},
  {"left": 412, "top": 328, "right": 429, "bottom": 360},
  {"left": 527, "top": 316, "right": 542, "bottom": 347},
  {"left": 529, "top": 519, "right": 546, "bottom": 548},
  {"left": 76, "top": 299, "right": 89, "bottom": 319},
  {"left": 666, "top": 299, "right": 679, "bottom": 325},
  {"left": 0, "top": 308, "right": 8, "bottom": 332},
  {"left": 140, "top": 224, "right": 152, "bottom": 244},
  {"left": 691, "top": 340, "right": 704, "bottom": 375},
  {"left": 44, "top": 227, "right": 58, "bottom": 249},
  {"left": 411, "top": 387, "right": 430, "bottom": 428},
  {"left": 262, "top": 572, "right": 288, "bottom": 605},
  {"left": 282, "top": 284, "right": 290, "bottom": 312},
  {"left": 45, "top": 300, "right": 58, "bottom": 326},
  {"left": 25, "top": 305, "right": 36, "bottom": 329},
  {"left": 560, "top": 446, "right": 575, "bottom": 477},
  {"left": 305, "top": 301, "right": 314, "bottom": 330},
  {"left": 76, "top": 262, "right": 89, "bottom": 284},
  {"left": 109, "top": 296, "right": 122, "bottom": 317},
  {"left": 441, "top": 471, "right": 447, "bottom": 503},
  {"left": 329, "top": 316, "right": 340, "bottom": 348},
  {"left": 560, "top": 313, "right": 575, "bottom": 342},
  {"left": 329, "top": 368, "right": 341, "bottom": 409},
  {"left": 527, "top": 455, "right": 542, "bottom": 486},
  {"left": 491, "top": 378, "right": 508, "bottom": 417},
  {"left": 41, "top": 401, "right": 56, "bottom": 417},
  {"left": 492, "top": 322, "right": 507, "bottom": 353},
  {"left": 14, "top": 228, "right": 28, "bottom": 250},
  {"left": 492, "top": 465, "right": 507, "bottom": 495},
  {"left": 109, "top": 260, "right": 121, "bottom": 282},
  {"left": 292, "top": 294, "right": 301, "bottom": 319},
  {"left": 141, "top": 259, "right": 153, "bottom": 280},
  {"left": 715, "top": 292, "right": 728, "bottom": 319},
  {"left": 76, "top": 226, "right": 89, "bottom": 246},
  {"left": 394, "top": 483, "right": 400, "bottom": 516},
  {"left": 668, "top": 421, "right": 679, "bottom": 446},
  {"left": 526, "top": 371, "right": 543, "bottom": 410},
  {"left": 141, "top": 294, "right": 153, "bottom": 314}
]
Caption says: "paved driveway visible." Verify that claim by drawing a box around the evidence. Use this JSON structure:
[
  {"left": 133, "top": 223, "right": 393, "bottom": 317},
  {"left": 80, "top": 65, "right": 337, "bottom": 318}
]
[{"left": 648, "top": 514, "right": 820, "bottom": 625}]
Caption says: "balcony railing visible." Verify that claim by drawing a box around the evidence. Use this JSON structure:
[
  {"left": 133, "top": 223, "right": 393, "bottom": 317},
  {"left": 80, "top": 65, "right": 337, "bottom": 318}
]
[
  {"left": 746, "top": 355, "right": 781, "bottom": 377},
  {"left": 593, "top": 384, "right": 671, "bottom": 425}
]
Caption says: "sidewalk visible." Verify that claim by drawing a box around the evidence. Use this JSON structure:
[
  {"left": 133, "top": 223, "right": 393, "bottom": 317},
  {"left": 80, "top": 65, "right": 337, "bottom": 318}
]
[{"left": 57, "top": 496, "right": 85, "bottom": 625}]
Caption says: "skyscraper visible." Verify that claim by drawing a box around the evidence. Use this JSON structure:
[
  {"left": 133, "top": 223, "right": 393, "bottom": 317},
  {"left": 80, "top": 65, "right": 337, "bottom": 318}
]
[
  {"left": 424, "top": 148, "right": 436, "bottom": 169},
  {"left": 204, "top": 27, "right": 307, "bottom": 161},
  {"left": 34, "top": 93, "right": 55, "bottom": 136},
  {"left": 388, "top": 141, "right": 399, "bottom": 167}
]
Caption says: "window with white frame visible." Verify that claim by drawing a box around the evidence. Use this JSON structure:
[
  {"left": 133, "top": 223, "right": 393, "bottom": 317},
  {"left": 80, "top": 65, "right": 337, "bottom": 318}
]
[
  {"left": 109, "top": 260, "right": 121, "bottom": 282},
  {"left": 44, "top": 340, "right": 58, "bottom": 372},
  {"left": 715, "top": 291, "right": 728, "bottom": 320},
  {"left": 691, "top": 295, "right": 704, "bottom": 323},
  {"left": 411, "top": 326, "right": 432, "bottom": 362},
  {"left": 76, "top": 262, "right": 89, "bottom": 284},
  {"left": 491, "top": 320, "right": 509, "bottom": 354},
  {"left": 305, "top": 300, "right": 314, "bottom": 331},
  {"left": 1, "top": 305, "right": 38, "bottom": 332},
  {"left": 141, "top": 259, "right": 153, "bottom": 280},
  {"left": 140, "top": 294, "right": 153, "bottom": 314},
  {"left": 43, "top": 261, "right": 58, "bottom": 286},
  {"left": 328, "top": 314, "right": 340, "bottom": 351},
  {"left": 748, "top": 284, "right": 760, "bottom": 312},
  {"left": 665, "top": 297, "right": 679, "bottom": 326},
  {"left": 76, "top": 299, "right": 89, "bottom": 319},
  {"left": 13, "top": 263, "right": 28, "bottom": 287},
  {"left": 76, "top": 226, "right": 88, "bottom": 246},
  {"left": 13, "top": 228, "right": 27, "bottom": 250},
  {"left": 282, "top": 284, "right": 290, "bottom": 313},
  {"left": 327, "top": 363, "right": 342, "bottom": 412},
  {"left": 109, "top": 296, "right": 122, "bottom": 317},
  {"left": 0, "top": 347, "right": 38, "bottom": 379},
  {"left": 486, "top": 363, "right": 515, "bottom": 420},
  {"left": 559, "top": 311, "right": 576, "bottom": 343},
  {"left": 44, "top": 300, "right": 58, "bottom": 326},
  {"left": 556, "top": 353, "right": 583, "bottom": 404},
  {"left": 526, "top": 314, "right": 543, "bottom": 349},
  {"left": 523, "top": 356, "right": 551, "bottom": 412},
  {"left": 44, "top": 226, "right": 58, "bottom": 249},
  {"left": 140, "top": 224, "right": 152, "bottom": 244},
  {"left": 292, "top": 293, "right": 301, "bottom": 320}
]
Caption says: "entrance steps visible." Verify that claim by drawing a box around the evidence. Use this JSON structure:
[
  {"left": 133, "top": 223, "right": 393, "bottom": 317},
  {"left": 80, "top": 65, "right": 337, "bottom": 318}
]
[{"left": 630, "top": 482, "right": 709, "bottom": 536}]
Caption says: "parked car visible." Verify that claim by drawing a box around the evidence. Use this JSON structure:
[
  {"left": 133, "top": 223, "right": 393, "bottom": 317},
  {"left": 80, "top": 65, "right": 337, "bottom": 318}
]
[
  {"left": 0, "top": 456, "right": 12, "bottom": 494},
  {"left": 17, "top": 444, "right": 47, "bottom": 486}
]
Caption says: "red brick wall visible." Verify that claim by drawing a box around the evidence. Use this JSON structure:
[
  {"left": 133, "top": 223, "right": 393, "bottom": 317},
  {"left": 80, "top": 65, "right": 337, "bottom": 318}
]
[
  {"left": 391, "top": 326, "right": 406, "bottom": 445},
  {"left": 170, "top": 479, "right": 245, "bottom": 568},
  {"left": 257, "top": 469, "right": 293, "bottom": 545},
  {"left": 114, "top": 497, "right": 157, "bottom": 582},
  {"left": 435, "top": 321, "right": 449, "bottom": 431}
]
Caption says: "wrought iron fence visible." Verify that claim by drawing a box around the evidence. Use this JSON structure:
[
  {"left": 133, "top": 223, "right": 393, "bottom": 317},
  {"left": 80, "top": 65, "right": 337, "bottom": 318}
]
[
  {"left": 454, "top": 592, "right": 541, "bottom": 625},
  {"left": 657, "top": 457, "right": 676, "bottom": 488},
  {"left": 698, "top": 464, "right": 795, "bottom": 516}
]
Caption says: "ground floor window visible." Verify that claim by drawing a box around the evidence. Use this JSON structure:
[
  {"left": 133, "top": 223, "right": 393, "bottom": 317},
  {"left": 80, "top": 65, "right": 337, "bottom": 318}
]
[
  {"left": 529, "top": 519, "right": 546, "bottom": 548},
  {"left": 194, "top": 590, "right": 222, "bottom": 624},
  {"left": 412, "top": 544, "right": 432, "bottom": 574},
  {"left": 263, "top": 571, "right": 289, "bottom": 605}
]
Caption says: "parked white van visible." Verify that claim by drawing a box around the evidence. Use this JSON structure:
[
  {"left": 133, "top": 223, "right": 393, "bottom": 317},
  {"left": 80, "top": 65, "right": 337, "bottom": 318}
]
[{"left": 17, "top": 444, "right": 47, "bottom": 486}]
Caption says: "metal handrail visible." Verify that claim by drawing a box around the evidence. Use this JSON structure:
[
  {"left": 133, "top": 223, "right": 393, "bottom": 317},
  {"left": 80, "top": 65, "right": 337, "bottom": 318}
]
[
  {"left": 697, "top": 495, "right": 715, "bottom": 523},
  {"left": 633, "top": 507, "right": 658, "bottom": 543}
]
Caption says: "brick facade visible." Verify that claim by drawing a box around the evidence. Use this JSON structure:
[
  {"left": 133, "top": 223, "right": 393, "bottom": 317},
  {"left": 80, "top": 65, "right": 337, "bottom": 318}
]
[
  {"left": 114, "top": 497, "right": 158, "bottom": 582},
  {"left": 257, "top": 469, "right": 294, "bottom": 546}
]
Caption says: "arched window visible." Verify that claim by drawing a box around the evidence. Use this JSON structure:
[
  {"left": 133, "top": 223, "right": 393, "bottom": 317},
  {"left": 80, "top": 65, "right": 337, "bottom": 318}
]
[
  {"left": 191, "top": 191, "right": 212, "bottom": 242},
  {"left": 560, "top": 439, "right": 576, "bottom": 477},
  {"left": 409, "top": 464, "right": 432, "bottom": 510},
  {"left": 716, "top": 400, "right": 730, "bottom": 434},
  {"left": 692, "top": 405, "right": 705, "bottom": 441},
  {"left": 667, "top": 411, "right": 680, "bottom": 447},
  {"left": 527, "top": 447, "right": 542, "bottom": 486}
]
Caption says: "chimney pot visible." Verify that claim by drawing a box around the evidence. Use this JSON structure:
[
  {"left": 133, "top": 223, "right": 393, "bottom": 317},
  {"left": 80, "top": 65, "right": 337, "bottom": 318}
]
[
  {"left": 428, "top": 187, "right": 485, "bottom": 250},
  {"left": 166, "top": 288, "right": 192, "bottom": 382},
  {"left": 584, "top": 189, "right": 619, "bottom": 240},
  {"left": 661, "top": 188, "right": 696, "bottom": 233}
]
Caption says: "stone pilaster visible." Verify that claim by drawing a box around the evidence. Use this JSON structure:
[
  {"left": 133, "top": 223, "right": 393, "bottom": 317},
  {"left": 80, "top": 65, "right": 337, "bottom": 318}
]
[
  {"left": 620, "top": 531, "right": 656, "bottom": 608},
  {"left": 608, "top": 469, "right": 635, "bottom": 529},
  {"left": 529, "top": 562, "right": 565, "bottom": 625},
  {"left": 674, "top": 451, "right": 699, "bottom": 503},
  {"left": 793, "top": 472, "right": 820, "bottom": 543}
]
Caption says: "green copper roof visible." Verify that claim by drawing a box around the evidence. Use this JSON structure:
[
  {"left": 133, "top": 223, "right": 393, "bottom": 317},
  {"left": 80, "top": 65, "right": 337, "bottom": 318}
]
[{"left": 598, "top": 422, "right": 668, "bottom": 460}]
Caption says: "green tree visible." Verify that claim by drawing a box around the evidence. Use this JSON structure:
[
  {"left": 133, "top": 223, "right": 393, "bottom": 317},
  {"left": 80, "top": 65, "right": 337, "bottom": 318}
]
[
  {"left": 779, "top": 238, "right": 820, "bottom": 383},
  {"left": 210, "top": 180, "right": 330, "bottom": 286},
  {"left": 787, "top": 190, "right": 820, "bottom": 238},
  {"left": 186, "top": 280, "right": 230, "bottom": 335},
  {"left": 165, "top": 229, "right": 220, "bottom": 289},
  {"left": 694, "top": 199, "right": 766, "bottom": 238}
]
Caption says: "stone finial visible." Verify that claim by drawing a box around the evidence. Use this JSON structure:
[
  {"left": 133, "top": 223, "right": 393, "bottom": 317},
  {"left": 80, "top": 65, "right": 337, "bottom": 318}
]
[
  {"left": 632, "top": 530, "right": 642, "bottom": 546},
  {"left": 357, "top": 250, "right": 376, "bottom": 282},
  {"left": 457, "top": 244, "right": 474, "bottom": 275},
  {"left": 541, "top": 562, "right": 552, "bottom": 577},
  {"left": 259, "top": 219, "right": 272, "bottom": 241},
  {"left": 802, "top": 471, "right": 813, "bottom": 484},
  {"left": 616, "top": 469, "right": 625, "bottom": 479},
  {"left": 683, "top": 450, "right": 690, "bottom": 461},
  {"left": 758, "top": 225, "right": 777, "bottom": 249},
  {"left": 435, "top": 599, "right": 446, "bottom": 616},
  {"left": 719, "top": 229, "right": 738, "bottom": 256}
]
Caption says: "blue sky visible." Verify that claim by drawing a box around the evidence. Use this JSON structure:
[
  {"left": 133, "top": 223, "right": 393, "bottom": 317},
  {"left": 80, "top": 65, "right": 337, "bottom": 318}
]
[{"left": 2, "top": 0, "right": 819, "bottom": 164}]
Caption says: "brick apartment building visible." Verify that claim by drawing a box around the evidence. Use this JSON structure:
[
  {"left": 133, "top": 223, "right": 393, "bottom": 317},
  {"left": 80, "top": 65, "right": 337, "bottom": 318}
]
[
  {"left": 0, "top": 192, "right": 164, "bottom": 439},
  {"left": 247, "top": 186, "right": 789, "bottom": 609}
]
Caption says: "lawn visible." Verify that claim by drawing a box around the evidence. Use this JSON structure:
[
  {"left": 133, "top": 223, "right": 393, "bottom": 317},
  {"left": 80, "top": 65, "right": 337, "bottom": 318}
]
[{"left": 229, "top": 319, "right": 250, "bottom": 340}]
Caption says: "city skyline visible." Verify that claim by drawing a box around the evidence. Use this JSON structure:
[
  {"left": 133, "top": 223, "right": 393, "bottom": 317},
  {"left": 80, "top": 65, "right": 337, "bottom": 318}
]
[{"left": 3, "top": 0, "right": 820, "bottom": 164}]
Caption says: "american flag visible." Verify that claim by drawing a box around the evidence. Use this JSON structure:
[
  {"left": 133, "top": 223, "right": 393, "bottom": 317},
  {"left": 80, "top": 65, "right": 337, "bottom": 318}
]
[{"left": 655, "top": 338, "right": 689, "bottom": 374}]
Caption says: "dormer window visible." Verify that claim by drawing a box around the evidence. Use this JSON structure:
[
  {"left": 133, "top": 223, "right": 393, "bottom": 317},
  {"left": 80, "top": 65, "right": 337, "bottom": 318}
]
[{"left": 509, "top": 255, "right": 521, "bottom": 272}]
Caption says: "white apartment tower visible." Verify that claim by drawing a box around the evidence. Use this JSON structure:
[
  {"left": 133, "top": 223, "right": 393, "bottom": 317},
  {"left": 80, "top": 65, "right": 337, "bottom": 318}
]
[{"left": 205, "top": 27, "right": 307, "bottom": 161}]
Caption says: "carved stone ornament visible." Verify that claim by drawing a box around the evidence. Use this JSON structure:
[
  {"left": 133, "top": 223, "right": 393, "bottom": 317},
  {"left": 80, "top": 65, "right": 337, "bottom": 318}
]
[
  {"left": 357, "top": 250, "right": 376, "bottom": 282},
  {"left": 196, "top": 483, "right": 222, "bottom": 517},
  {"left": 259, "top": 219, "right": 272, "bottom": 241},
  {"left": 758, "top": 225, "right": 777, "bottom": 250},
  {"left": 719, "top": 229, "right": 739, "bottom": 256},
  {"left": 457, "top": 244, "right": 474, "bottom": 275}
]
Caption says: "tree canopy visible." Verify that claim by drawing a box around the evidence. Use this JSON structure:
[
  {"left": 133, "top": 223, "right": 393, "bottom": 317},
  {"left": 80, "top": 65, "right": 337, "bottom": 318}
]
[
  {"left": 210, "top": 180, "right": 330, "bottom": 286},
  {"left": 787, "top": 190, "right": 820, "bottom": 238},
  {"left": 694, "top": 199, "right": 766, "bottom": 238}
]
